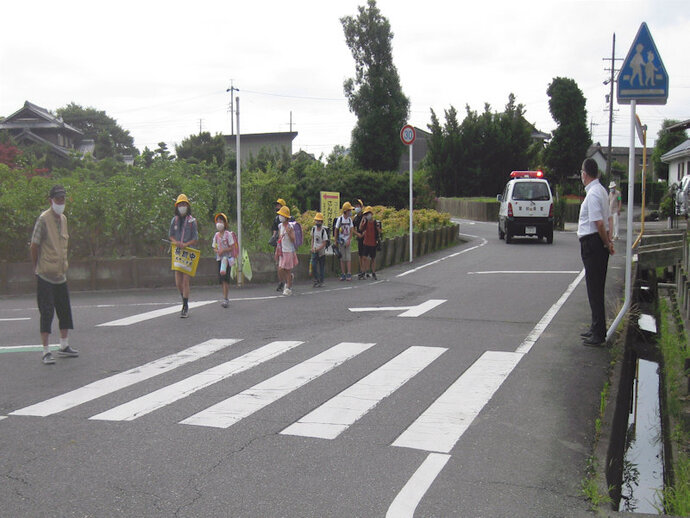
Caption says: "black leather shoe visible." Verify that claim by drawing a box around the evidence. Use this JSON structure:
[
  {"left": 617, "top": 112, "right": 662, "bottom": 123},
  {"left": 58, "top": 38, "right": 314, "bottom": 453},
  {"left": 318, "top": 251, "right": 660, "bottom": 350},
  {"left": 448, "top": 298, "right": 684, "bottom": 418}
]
[
  {"left": 580, "top": 330, "right": 593, "bottom": 338},
  {"left": 582, "top": 336, "right": 605, "bottom": 347}
]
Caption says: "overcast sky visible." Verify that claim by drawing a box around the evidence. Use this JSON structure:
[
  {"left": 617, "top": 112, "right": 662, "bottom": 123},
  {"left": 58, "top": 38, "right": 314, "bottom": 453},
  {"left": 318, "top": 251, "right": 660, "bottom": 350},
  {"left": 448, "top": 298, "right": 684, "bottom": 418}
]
[{"left": 1, "top": 0, "right": 688, "bottom": 159}]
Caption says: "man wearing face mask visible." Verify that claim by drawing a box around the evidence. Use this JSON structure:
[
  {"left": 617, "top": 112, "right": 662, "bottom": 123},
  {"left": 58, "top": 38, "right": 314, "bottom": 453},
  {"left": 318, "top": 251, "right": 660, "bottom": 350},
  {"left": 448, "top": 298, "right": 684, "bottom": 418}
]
[
  {"left": 30, "top": 185, "right": 79, "bottom": 365},
  {"left": 577, "top": 158, "right": 614, "bottom": 347}
]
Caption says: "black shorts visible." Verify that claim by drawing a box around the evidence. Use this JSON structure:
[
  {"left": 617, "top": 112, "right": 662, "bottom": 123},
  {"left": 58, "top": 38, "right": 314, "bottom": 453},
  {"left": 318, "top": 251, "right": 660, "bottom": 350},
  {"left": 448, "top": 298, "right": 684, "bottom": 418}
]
[
  {"left": 357, "top": 238, "right": 365, "bottom": 256},
  {"left": 36, "top": 276, "right": 73, "bottom": 334},
  {"left": 218, "top": 260, "right": 231, "bottom": 284},
  {"left": 362, "top": 244, "right": 377, "bottom": 259}
]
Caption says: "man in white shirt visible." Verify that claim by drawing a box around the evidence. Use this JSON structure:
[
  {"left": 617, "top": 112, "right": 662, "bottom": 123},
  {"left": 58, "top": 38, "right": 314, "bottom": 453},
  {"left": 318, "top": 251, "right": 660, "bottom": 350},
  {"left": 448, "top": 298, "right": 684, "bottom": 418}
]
[{"left": 577, "top": 158, "right": 615, "bottom": 346}]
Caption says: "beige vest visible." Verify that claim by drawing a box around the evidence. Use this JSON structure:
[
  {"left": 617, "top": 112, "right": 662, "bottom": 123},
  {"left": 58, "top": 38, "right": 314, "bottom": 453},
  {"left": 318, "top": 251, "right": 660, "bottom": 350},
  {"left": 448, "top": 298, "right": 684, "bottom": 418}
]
[{"left": 36, "top": 209, "right": 69, "bottom": 282}]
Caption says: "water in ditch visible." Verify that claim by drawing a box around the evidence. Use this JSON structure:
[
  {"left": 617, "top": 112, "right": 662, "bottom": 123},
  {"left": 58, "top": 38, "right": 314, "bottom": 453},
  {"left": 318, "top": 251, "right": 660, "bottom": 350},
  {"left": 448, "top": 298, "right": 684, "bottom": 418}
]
[{"left": 618, "top": 357, "right": 665, "bottom": 513}]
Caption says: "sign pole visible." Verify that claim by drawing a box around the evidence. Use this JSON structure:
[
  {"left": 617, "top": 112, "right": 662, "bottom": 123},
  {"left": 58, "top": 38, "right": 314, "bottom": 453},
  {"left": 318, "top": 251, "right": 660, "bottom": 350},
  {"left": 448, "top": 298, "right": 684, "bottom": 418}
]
[
  {"left": 400, "top": 124, "right": 416, "bottom": 263},
  {"left": 409, "top": 143, "right": 413, "bottom": 262},
  {"left": 236, "top": 97, "right": 242, "bottom": 287}
]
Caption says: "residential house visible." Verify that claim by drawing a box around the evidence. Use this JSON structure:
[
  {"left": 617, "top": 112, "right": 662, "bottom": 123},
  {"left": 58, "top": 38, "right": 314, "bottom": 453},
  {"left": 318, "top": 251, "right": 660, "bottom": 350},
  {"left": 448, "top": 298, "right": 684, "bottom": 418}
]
[
  {"left": 0, "top": 101, "right": 93, "bottom": 160},
  {"left": 587, "top": 142, "right": 654, "bottom": 179},
  {"left": 661, "top": 140, "right": 690, "bottom": 184}
]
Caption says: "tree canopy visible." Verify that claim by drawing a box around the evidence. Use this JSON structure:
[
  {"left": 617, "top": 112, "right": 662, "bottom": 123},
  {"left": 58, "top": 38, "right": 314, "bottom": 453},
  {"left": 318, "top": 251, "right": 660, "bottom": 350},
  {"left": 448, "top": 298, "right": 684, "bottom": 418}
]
[
  {"left": 175, "top": 132, "right": 226, "bottom": 165},
  {"left": 341, "top": 0, "right": 409, "bottom": 172},
  {"left": 543, "top": 77, "right": 591, "bottom": 184},
  {"left": 56, "top": 103, "right": 138, "bottom": 160},
  {"left": 425, "top": 94, "right": 536, "bottom": 197}
]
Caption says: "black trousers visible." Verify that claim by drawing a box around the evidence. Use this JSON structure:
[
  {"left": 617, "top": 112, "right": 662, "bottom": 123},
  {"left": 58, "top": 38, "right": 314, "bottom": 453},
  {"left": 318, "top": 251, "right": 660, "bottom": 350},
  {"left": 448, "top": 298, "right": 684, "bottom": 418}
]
[
  {"left": 36, "top": 276, "right": 73, "bottom": 334},
  {"left": 580, "top": 233, "right": 609, "bottom": 339}
]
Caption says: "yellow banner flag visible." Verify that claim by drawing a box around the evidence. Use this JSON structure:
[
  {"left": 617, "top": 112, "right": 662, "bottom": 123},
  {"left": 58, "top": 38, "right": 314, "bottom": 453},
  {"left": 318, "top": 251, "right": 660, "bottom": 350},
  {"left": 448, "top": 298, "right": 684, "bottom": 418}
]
[{"left": 171, "top": 245, "right": 201, "bottom": 277}]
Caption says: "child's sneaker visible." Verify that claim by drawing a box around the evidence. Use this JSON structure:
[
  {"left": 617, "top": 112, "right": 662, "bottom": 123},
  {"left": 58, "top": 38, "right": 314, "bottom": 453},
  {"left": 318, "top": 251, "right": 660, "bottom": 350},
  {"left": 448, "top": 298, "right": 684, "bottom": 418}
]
[
  {"left": 340, "top": 274, "right": 346, "bottom": 281},
  {"left": 357, "top": 272, "right": 365, "bottom": 280},
  {"left": 372, "top": 272, "right": 377, "bottom": 280},
  {"left": 42, "top": 352, "right": 55, "bottom": 365},
  {"left": 346, "top": 274, "right": 352, "bottom": 281},
  {"left": 283, "top": 287, "right": 292, "bottom": 296},
  {"left": 221, "top": 299, "right": 229, "bottom": 308}
]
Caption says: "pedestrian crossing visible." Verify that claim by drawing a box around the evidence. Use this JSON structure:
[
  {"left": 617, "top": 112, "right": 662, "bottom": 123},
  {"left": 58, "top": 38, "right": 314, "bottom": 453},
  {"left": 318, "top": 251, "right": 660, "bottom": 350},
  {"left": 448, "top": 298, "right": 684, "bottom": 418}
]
[{"left": 8, "top": 338, "right": 523, "bottom": 454}]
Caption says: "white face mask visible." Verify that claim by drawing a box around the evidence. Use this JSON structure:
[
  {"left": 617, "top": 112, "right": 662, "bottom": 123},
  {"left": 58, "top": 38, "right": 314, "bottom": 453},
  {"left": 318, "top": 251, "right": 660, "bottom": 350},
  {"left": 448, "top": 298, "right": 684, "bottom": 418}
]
[
  {"left": 216, "top": 222, "right": 225, "bottom": 231},
  {"left": 279, "top": 215, "right": 287, "bottom": 223},
  {"left": 178, "top": 205, "right": 188, "bottom": 216},
  {"left": 355, "top": 207, "right": 361, "bottom": 213},
  {"left": 51, "top": 201, "right": 65, "bottom": 215}
]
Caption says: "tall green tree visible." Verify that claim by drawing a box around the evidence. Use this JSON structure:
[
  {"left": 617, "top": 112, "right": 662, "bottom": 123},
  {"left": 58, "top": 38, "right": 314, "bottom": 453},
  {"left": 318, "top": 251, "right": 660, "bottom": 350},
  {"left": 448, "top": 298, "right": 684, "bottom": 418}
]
[
  {"left": 175, "top": 131, "right": 226, "bottom": 165},
  {"left": 341, "top": 0, "right": 409, "bottom": 172},
  {"left": 543, "top": 77, "right": 591, "bottom": 185},
  {"left": 652, "top": 119, "right": 688, "bottom": 181},
  {"left": 56, "top": 103, "right": 138, "bottom": 160}
]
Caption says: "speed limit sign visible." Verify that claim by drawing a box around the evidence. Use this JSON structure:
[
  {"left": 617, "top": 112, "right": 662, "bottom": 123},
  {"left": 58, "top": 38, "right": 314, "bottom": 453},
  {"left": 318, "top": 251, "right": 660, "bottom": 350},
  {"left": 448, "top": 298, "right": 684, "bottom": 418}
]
[{"left": 400, "top": 124, "right": 416, "bottom": 145}]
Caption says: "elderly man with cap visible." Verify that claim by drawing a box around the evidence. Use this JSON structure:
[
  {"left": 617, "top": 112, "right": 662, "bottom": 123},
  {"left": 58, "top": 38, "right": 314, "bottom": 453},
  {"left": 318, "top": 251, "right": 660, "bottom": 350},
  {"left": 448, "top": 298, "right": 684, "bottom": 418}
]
[
  {"left": 608, "top": 181, "right": 621, "bottom": 240},
  {"left": 30, "top": 185, "right": 79, "bottom": 365}
]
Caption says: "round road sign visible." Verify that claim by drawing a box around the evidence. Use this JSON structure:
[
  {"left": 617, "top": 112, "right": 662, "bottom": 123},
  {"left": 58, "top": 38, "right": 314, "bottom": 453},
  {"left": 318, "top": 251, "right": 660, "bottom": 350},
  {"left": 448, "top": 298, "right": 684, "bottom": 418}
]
[{"left": 400, "top": 124, "right": 416, "bottom": 145}]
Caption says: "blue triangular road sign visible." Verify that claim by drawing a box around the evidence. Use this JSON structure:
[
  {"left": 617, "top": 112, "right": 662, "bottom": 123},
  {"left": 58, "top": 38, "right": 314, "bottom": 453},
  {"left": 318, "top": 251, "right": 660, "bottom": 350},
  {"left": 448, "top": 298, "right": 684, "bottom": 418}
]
[{"left": 617, "top": 22, "right": 668, "bottom": 105}]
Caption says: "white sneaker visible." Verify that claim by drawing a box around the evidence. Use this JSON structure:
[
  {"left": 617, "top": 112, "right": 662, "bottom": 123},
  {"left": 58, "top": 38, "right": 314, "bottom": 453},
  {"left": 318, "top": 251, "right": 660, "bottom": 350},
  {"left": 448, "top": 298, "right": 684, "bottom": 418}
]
[{"left": 283, "top": 287, "right": 292, "bottom": 296}]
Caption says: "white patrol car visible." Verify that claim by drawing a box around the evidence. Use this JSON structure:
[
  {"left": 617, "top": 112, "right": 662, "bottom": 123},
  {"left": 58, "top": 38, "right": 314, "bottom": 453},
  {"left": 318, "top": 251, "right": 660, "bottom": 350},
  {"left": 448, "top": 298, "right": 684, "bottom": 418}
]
[{"left": 497, "top": 171, "right": 554, "bottom": 244}]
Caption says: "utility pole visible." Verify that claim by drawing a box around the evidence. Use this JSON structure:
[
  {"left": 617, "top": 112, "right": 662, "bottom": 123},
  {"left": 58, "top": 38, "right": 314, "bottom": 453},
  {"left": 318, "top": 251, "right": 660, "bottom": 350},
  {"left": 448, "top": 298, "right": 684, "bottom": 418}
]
[
  {"left": 226, "top": 80, "right": 238, "bottom": 135},
  {"left": 603, "top": 34, "right": 622, "bottom": 178},
  {"left": 199, "top": 119, "right": 203, "bottom": 134}
]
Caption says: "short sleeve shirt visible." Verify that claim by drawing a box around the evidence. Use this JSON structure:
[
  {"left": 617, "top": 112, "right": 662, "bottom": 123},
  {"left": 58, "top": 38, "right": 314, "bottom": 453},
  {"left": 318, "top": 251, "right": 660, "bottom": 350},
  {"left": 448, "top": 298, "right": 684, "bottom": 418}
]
[
  {"left": 577, "top": 179, "right": 610, "bottom": 238},
  {"left": 336, "top": 215, "right": 353, "bottom": 241}
]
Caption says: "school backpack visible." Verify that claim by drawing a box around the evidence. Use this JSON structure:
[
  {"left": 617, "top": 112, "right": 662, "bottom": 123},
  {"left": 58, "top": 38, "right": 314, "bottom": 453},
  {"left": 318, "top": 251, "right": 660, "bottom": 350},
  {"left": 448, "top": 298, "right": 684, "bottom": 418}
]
[
  {"left": 229, "top": 231, "right": 240, "bottom": 258},
  {"left": 289, "top": 221, "right": 303, "bottom": 248}
]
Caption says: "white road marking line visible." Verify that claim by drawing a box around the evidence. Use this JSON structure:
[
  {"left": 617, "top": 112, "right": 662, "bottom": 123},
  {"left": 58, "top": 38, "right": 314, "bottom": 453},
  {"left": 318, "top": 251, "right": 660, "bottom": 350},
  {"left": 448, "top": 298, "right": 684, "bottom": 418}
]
[
  {"left": 392, "top": 351, "right": 523, "bottom": 454},
  {"left": 10, "top": 339, "right": 239, "bottom": 417},
  {"left": 515, "top": 269, "right": 585, "bottom": 354},
  {"left": 97, "top": 300, "right": 217, "bottom": 326},
  {"left": 396, "top": 238, "right": 487, "bottom": 278},
  {"left": 398, "top": 299, "right": 446, "bottom": 317},
  {"left": 0, "top": 416, "right": 7, "bottom": 422},
  {"left": 90, "top": 341, "right": 303, "bottom": 421},
  {"left": 282, "top": 346, "right": 446, "bottom": 439},
  {"left": 386, "top": 453, "right": 450, "bottom": 518},
  {"left": 348, "top": 299, "right": 446, "bottom": 318},
  {"left": 181, "top": 342, "right": 376, "bottom": 429},
  {"left": 468, "top": 270, "right": 580, "bottom": 275},
  {"left": 0, "top": 344, "right": 59, "bottom": 353},
  {"left": 0, "top": 317, "right": 31, "bottom": 321}
]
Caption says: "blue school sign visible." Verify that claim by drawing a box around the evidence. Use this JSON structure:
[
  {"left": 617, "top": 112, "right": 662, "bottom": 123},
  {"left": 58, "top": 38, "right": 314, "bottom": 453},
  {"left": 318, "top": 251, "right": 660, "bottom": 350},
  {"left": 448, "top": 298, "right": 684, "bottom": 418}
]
[{"left": 617, "top": 22, "right": 668, "bottom": 105}]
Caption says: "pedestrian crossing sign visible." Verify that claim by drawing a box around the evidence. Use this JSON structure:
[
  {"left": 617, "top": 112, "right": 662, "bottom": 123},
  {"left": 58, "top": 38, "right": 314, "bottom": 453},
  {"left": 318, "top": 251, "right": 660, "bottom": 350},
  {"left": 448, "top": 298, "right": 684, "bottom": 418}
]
[
  {"left": 171, "top": 245, "right": 201, "bottom": 276},
  {"left": 617, "top": 22, "right": 668, "bottom": 105}
]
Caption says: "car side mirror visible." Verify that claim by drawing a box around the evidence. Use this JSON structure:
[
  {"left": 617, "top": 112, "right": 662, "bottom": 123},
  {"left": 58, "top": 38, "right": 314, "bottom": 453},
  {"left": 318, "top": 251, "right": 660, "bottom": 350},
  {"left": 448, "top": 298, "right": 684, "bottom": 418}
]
[{"left": 496, "top": 194, "right": 503, "bottom": 202}]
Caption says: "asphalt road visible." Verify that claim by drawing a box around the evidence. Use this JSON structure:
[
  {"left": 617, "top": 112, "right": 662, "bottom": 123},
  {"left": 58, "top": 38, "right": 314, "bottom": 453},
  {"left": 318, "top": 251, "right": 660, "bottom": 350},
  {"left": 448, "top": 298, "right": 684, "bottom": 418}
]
[{"left": 0, "top": 219, "right": 625, "bottom": 517}]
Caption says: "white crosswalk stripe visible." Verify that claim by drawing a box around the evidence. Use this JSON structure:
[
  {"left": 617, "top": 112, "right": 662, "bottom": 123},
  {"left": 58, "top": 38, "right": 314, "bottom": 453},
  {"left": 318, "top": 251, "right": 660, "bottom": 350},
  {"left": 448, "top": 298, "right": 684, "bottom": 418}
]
[
  {"left": 10, "top": 339, "right": 240, "bottom": 417},
  {"left": 180, "top": 342, "right": 376, "bottom": 429},
  {"left": 8, "top": 339, "right": 520, "bottom": 456},
  {"left": 391, "top": 351, "right": 523, "bottom": 453},
  {"left": 90, "top": 341, "right": 303, "bottom": 422},
  {"left": 282, "top": 346, "right": 446, "bottom": 439}
]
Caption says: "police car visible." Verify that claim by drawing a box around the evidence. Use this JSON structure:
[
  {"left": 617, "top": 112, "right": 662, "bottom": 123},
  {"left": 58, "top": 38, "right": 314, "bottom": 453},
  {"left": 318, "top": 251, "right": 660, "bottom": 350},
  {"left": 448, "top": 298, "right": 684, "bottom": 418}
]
[{"left": 497, "top": 171, "right": 554, "bottom": 244}]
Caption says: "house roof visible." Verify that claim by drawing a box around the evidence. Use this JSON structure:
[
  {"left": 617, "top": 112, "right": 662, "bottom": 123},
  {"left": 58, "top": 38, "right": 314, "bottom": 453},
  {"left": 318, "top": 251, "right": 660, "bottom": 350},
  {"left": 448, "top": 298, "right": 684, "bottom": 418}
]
[
  {"left": 667, "top": 119, "right": 690, "bottom": 133},
  {"left": 660, "top": 139, "right": 690, "bottom": 163},
  {"left": 224, "top": 131, "right": 298, "bottom": 142},
  {"left": 0, "top": 101, "right": 83, "bottom": 136},
  {"left": 11, "top": 129, "right": 73, "bottom": 158}
]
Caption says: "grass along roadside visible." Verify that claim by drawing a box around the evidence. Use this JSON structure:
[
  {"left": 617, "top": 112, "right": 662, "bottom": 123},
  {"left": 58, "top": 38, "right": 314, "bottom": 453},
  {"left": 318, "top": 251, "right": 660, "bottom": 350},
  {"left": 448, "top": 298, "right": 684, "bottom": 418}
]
[{"left": 658, "top": 295, "right": 690, "bottom": 515}]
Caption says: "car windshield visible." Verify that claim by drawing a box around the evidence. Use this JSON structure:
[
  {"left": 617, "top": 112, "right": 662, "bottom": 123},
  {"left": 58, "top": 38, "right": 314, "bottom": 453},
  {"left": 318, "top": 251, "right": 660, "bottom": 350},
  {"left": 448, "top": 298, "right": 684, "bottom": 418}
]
[{"left": 512, "top": 182, "right": 550, "bottom": 201}]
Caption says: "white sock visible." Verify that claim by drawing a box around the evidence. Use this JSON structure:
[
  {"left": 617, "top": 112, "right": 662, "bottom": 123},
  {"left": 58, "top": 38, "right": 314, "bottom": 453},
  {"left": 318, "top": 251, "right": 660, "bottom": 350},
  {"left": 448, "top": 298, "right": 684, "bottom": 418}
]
[
  {"left": 43, "top": 343, "right": 50, "bottom": 354},
  {"left": 60, "top": 337, "right": 69, "bottom": 350}
]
